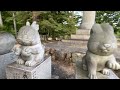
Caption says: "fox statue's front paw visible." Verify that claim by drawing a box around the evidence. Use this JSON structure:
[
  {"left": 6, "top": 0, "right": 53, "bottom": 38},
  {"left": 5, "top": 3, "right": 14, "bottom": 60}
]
[
  {"left": 107, "top": 61, "right": 120, "bottom": 70},
  {"left": 25, "top": 60, "right": 37, "bottom": 67},
  {"left": 88, "top": 73, "right": 97, "bottom": 79},
  {"left": 12, "top": 46, "right": 21, "bottom": 55},
  {"left": 102, "top": 68, "right": 110, "bottom": 75},
  {"left": 16, "top": 59, "right": 25, "bottom": 65}
]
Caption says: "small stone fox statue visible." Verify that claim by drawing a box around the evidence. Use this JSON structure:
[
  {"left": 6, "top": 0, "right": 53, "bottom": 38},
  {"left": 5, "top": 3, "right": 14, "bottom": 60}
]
[
  {"left": 12, "top": 21, "right": 45, "bottom": 67},
  {"left": 82, "top": 23, "right": 120, "bottom": 79}
]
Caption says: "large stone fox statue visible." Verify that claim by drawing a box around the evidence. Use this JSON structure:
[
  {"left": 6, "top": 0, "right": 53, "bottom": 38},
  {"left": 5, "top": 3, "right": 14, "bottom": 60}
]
[
  {"left": 12, "top": 21, "right": 45, "bottom": 67},
  {"left": 82, "top": 23, "right": 120, "bottom": 79}
]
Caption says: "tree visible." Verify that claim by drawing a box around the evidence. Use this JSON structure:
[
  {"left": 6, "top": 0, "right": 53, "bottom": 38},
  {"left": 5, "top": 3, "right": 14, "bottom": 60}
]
[
  {"left": 12, "top": 12, "right": 17, "bottom": 37},
  {"left": 96, "top": 11, "right": 120, "bottom": 37},
  {"left": 0, "top": 11, "right": 3, "bottom": 27},
  {"left": 39, "top": 11, "right": 79, "bottom": 40},
  {"left": 0, "top": 11, "right": 80, "bottom": 40}
]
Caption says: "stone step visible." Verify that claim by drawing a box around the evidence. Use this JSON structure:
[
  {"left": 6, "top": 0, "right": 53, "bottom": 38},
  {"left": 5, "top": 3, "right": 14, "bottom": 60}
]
[
  {"left": 61, "top": 39, "right": 88, "bottom": 45},
  {"left": 61, "top": 39, "right": 88, "bottom": 48},
  {"left": 71, "top": 34, "right": 90, "bottom": 40},
  {"left": 76, "top": 29, "right": 90, "bottom": 35}
]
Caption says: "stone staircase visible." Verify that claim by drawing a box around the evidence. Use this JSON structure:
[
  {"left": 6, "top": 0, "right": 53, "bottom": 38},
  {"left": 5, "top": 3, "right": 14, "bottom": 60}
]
[
  {"left": 71, "top": 29, "right": 90, "bottom": 40},
  {"left": 61, "top": 29, "right": 91, "bottom": 50},
  {"left": 61, "top": 39, "right": 88, "bottom": 49}
]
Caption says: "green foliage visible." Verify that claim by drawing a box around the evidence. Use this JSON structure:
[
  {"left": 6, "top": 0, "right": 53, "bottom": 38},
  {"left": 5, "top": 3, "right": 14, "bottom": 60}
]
[
  {"left": 0, "top": 25, "right": 15, "bottom": 35},
  {"left": 96, "top": 11, "right": 120, "bottom": 37},
  {"left": 1, "top": 11, "right": 32, "bottom": 35},
  {"left": 1, "top": 11, "right": 14, "bottom": 35},
  {"left": 38, "top": 11, "right": 79, "bottom": 39},
  {"left": 1, "top": 11, "right": 80, "bottom": 40}
]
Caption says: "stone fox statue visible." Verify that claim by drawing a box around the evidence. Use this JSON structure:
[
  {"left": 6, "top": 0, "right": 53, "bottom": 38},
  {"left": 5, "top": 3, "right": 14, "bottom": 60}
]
[
  {"left": 82, "top": 23, "right": 120, "bottom": 79},
  {"left": 12, "top": 21, "right": 45, "bottom": 67}
]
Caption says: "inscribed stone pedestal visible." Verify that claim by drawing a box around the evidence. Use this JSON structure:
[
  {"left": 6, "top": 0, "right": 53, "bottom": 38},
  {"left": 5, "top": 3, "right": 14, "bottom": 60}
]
[{"left": 6, "top": 56, "right": 51, "bottom": 79}]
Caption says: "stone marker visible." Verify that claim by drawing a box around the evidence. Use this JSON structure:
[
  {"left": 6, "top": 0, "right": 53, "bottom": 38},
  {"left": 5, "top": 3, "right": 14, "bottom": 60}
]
[
  {"left": 6, "top": 56, "right": 51, "bottom": 79},
  {"left": 76, "top": 60, "right": 119, "bottom": 79}
]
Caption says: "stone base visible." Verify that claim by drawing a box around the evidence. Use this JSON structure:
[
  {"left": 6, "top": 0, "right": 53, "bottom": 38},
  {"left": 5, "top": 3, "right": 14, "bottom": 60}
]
[
  {"left": 75, "top": 60, "right": 119, "bottom": 79},
  {"left": 76, "top": 29, "right": 90, "bottom": 35},
  {"left": 71, "top": 29, "right": 90, "bottom": 40},
  {"left": 71, "top": 34, "right": 90, "bottom": 40},
  {"left": 6, "top": 56, "right": 51, "bottom": 79},
  {"left": 0, "top": 52, "right": 17, "bottom": 79}
]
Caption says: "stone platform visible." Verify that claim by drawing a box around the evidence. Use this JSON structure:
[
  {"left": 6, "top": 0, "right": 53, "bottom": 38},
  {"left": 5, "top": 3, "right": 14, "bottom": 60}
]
[
  {"left": 76, "top": 29, "right": 90, "bottom": 35},
  {"left": 71, "top": 29, "right": 90, "bottom": 40},
  {"left": 75, "top": 60, "right": 119, "bottom": 79},
  {"left": 71, "top": 35, "right": 90, "bottom": 40},
  {"left": 6, "top": 56, "right": 51, "bottom": 79}
]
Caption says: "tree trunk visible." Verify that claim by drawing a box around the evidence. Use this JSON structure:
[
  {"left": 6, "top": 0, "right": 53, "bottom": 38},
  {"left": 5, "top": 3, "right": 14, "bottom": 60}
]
[
  {"left": 52, "top": 30, "right": 56, "bottom": 40},
  {"left": 0, "top": 11, "right": 3, "bottom": 27},
  {"left": 13, "top": 12, "right": 17, "bottom": 37},
  {"left": 32, "top": 11, "right": 39, "bottom": 21}
]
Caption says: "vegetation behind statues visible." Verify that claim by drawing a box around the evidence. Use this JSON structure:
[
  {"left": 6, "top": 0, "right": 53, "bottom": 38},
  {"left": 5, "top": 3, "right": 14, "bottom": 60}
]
[{"left": 1, "top": 11, "right": 120, "bottom": 40}]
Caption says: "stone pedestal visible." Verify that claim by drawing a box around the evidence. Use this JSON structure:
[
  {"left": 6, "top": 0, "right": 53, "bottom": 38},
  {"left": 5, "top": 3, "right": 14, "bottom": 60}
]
[
  {"left": 75, "top": 60, "right": 119, "bottom": 79},
  {"left": 71, "top": 11, "right": 96, "bottom": 40},
  {"left": 6, "top": 56, "right": 51, "bottom": 79},
  {"left": 0, "top": 52, "right": 17, "bottom": 79}
]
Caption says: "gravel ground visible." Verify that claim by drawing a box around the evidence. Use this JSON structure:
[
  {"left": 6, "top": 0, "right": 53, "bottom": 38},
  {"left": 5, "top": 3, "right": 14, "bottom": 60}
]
[
  {"left": 43, "top": 40, "right": 87, "bottom": 79},
  {"left": 43, "top": 40, "right": 120, "bottom": 79},
  {"left": 52, "top": 61, "right": 75, "bottom": 79}
]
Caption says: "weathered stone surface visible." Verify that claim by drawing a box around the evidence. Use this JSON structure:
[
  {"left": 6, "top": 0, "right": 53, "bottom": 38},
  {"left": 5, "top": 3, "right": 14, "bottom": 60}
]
[
  {"left": 76, "top": 60, "right": 119, "bottom": 79},
  {"left": 12, "top": 21, "right": 45, "bottom": 67},
  {"left": 6, "top": 56, "right": 51, "bottom": 79},
  {"left": 0, "top": 52, "right": 17, "bottom": 79},
  {"left": 0, "top": 32, "right": 16, "bottom": 55}
]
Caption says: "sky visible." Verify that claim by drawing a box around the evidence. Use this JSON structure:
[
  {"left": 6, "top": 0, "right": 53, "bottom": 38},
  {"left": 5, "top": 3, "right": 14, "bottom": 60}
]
[
  {"left": 74, "top": 11, "right": 83, "bottom": 26},
  {"left": 74, "top": 11, "right": 83, "bottom": 16}
]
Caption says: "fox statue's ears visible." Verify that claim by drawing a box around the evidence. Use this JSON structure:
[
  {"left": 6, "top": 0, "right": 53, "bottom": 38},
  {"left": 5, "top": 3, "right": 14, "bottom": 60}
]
[
  {"left": 26, "top": 21, "right": 39, "bottom": 31},
  {"left": 26, "top": 21, "right": 30, "bottom": 26}
]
